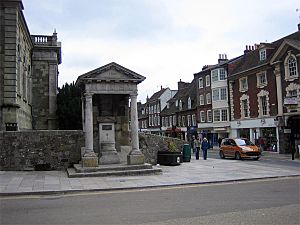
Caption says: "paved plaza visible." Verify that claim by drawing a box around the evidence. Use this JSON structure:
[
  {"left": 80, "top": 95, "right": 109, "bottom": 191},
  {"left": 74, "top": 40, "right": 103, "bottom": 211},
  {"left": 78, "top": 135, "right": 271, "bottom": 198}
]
[{"left": 1, "top": 151, "right": 299, "bottom": 196}]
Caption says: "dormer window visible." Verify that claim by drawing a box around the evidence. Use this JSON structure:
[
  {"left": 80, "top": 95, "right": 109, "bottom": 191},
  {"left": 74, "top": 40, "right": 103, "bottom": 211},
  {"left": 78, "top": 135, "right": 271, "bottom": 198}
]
[
  {"left": 188, "top": 97, "right": 191, "bottom": 109},
  {"left": 259, "top": 49, "right": 266, "bottom": 61},
  {"left": 179, "top": 100, "right": 182, "bottom": 110},
  {"left": 167, "top": 103, "right": 169, "bottom": 109},
  {"left": 175, "top": 100, "right": 178, "bottom": 107}
]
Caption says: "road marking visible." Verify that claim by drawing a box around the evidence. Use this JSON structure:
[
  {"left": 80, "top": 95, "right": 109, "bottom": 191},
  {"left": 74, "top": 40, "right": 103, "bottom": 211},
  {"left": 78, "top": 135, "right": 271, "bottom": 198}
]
[{"left": 1, "top": 176, "right": 299, "bottom": 200}]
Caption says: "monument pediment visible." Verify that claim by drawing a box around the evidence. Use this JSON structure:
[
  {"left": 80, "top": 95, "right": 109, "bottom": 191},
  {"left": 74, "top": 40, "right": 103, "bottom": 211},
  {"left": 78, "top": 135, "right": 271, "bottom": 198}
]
[{"left": 76, "top": 62, "right": 146, "bottom": 85}]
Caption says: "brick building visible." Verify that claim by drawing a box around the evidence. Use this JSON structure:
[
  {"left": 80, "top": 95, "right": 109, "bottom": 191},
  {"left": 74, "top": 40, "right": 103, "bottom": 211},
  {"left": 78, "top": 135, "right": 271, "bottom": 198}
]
[{"left": 228, "top": 27, "right": 300, "bottom": 153}]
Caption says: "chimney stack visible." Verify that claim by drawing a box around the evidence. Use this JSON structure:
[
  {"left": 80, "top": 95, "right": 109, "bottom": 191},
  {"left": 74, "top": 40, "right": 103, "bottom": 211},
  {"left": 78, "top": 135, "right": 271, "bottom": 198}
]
[{"left": 218, "top": 53, "right": 228, "bottom": 64}]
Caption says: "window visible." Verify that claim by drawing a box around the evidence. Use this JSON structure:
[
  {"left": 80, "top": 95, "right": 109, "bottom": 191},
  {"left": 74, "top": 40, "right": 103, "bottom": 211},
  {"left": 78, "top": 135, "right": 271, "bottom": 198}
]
[
  {"left": 212, "top": 89, "right": 219, "bottom": 101},
  {"left": 288, "top": 57, "right": 297, "bottom": 77},
  {"left": 219, "top": 68, "right": 226, "bottom": 80},
  {"left": 220, "top": 88, "right": 227, "bottom": 100},
  {"left": 207, "top": 110, "right": 212, "bottom": 122},
  {"left": 182, "top": 116, "right": 186, "bottom": 126},
  {"left": 162, "top": 117, "right": 165, "bottom": 127},
  {"left": 239, "top": 77, "right": 248, "bottom": 92},
  {"left": 175, "top": 100, "right": 178, "bottom": 107},
  {"left": 206, "top": 93, "right": 211, "bottom": 104},
  {"left": 257, "top": 90, "right": 269, "bottom": 117},
  {"left": 213, "top": 110, "right": 220, "bottom": 122},
  {"left": 289, "top": 90, "right": 297, "bottom": 97},
  {"left": 199, "top": 78, "right": 203, "bottom": 88},
  {"left": 158, "top": 116, "right": 160, "bottom": 125},
  {"left": 260, "top": 96, "right": 267, "bottom": 116},
  {"left": 187, "top": 115, "right": 191, "bottom": 126},
  {"left": 200, "top": 95, "right": 204, "bottom": 105},
  {"left": 212, "top": 88, "right": 227, "bottom": 101},
  {"left": 221, "top": 109, "right": 228, "bottom": 121},
  {"left": 165, "top": 117, "right": 169, "bottom": 127},
  {"left": 188, "top": 97, "right": 192, "bottom": 109},
  {"left": 192, "top": 114, "right": 196, "bottom": 126},
  {"left": 242, "top": 99, "right": 249, "bottom": 118},
  {"left": 169, "top": 116, "right": 172, "bottom": 127},
  {"left": 179, "top": 100, "right": 182, "bottom": 110},
  {"left": 206, "top": 75, "right": 210, "bottom": 86},
  {"left": 200, "top": 111, "right": 205, "bottom": 122},
  {"left": 257, "top": 71, "right": 267, "bottom": 87},
  {"left": 172, "top": 115, "right": 176, "bottom": 126},
  {"left": 178, "top": 116, "right": 181, "bottom": 127},
  {"left": 259, "top": 49, "right": 266, "bottom": 61},
  {"left": 284, "top": 54, "right": 298, "bottom": 81},
  {"left": 212, "top": 69, "right": 218, "bottom": 82}
]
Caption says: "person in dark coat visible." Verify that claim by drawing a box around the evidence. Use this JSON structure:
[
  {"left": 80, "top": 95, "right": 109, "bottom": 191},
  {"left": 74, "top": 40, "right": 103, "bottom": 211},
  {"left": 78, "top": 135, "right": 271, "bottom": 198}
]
[
  {"left": 201, "top": 137, "right": 209, "bottom": 160},
  {"left": 194, "top": 137, "right": 201, "bottom": 160},
  {"left": 218, "top": 137, "right": 222, "bottom": 148}
]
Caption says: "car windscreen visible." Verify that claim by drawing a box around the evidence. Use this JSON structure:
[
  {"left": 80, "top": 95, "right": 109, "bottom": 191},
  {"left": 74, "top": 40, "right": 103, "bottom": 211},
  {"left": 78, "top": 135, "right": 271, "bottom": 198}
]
[{"left": 235, "top": 139, "right": 255, "bottom": 146}]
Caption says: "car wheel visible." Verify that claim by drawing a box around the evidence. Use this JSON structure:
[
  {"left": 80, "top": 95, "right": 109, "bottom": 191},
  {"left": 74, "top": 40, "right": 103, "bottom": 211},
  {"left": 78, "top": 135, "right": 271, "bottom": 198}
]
[
  {"left": 253, "top": 157, "right": 260, "bottom": 160},
  {"left": 235, "top": 152, "right": 241, "bottom": 160},
  {"left": 219, "top": 150, "right": 225, "bottom": 159}
]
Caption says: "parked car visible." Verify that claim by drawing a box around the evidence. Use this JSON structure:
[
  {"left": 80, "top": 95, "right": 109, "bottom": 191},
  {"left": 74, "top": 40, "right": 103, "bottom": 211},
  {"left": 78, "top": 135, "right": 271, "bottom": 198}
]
[{"left": 219, "top": 138, "right": 261, "bottom": 160}]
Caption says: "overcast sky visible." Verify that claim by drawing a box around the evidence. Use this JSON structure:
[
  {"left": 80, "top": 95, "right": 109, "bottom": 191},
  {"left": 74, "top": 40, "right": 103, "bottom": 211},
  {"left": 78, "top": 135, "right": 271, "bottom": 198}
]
[{"left": 23, "top": 0, "right": 299, "bottom": 102}]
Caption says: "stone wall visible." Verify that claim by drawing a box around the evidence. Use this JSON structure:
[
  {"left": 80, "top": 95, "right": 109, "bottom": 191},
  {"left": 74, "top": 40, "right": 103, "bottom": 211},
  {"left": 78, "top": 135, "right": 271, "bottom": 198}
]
[
  {"left": 139, "top": 133, "right": 187, "bottom": 165},
  {"left": 0, "top": 130, "right": 186, "bottom": 171},
  {"left": 0, "top": 130, "right": 84, "bottom": 171}
]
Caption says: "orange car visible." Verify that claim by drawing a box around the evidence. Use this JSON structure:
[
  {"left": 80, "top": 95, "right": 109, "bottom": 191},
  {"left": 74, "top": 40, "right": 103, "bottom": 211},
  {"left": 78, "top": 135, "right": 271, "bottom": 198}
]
[{"left": 219, "top": 138, "right": 261, "bottom": 160}]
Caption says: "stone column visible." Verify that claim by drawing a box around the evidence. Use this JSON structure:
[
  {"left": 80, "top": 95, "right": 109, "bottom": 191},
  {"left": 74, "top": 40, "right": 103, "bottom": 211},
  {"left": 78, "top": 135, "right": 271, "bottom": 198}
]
[
  {"left": 127, "top": 92, "right": 145, "bottom": 165},
  {"left": 82, "top": 92, "right": 98, "bottom": 167}
]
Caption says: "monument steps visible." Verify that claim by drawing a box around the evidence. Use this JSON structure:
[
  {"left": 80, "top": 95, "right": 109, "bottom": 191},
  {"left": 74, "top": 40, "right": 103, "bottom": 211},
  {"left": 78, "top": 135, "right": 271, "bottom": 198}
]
[{"left": 67, "top": 163, "right": 162, "bottom": 178}]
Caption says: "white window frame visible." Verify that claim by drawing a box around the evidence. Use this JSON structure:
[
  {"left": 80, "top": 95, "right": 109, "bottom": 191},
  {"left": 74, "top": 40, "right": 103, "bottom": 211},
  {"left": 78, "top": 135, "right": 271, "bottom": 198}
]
[
  {"left": 205, "top": 75, "right": 210, "bottom": 86},
  {"left": 221, "top": 109, "right": 228, "bottom": 121},
  {"left": 206, "top": 93, "right": 211, "bottom": 104},
  {"left": 188, "top": 97, "right": 192, "bottom": 109},
  {"left": 187, "top": 115, "right": 191, "bottom": 126},
  {"left": 212, "top": 89, "right": 219, "bottom": 101},
  {"left": 200, "top": 111, "right": 205, "bottom": 122},
  {"left": 172, "top": 115, "right": 176, "bottom": 126},
  {"left": 199, "top": 78, "right": 203, "bottom": 88},
  {"left": 284, "top": 53, "right": 299, "bottom": 81},
  {"left": 259, "top": 49, "right": 266, "bottom": 61},
  {"left": 213, "top": 110, "right": 220, "bottom": 122},
  {"left": 212, "top": 69, "right": 218, "bottom": 82},
  {"left": 182, "top": 116, "right": 186, "bottom": 127},
  {"left": 240, "top": 94, "right": 250, "bottom": 118},
  {"left": 200, "top": 95, "right": 204, "bottom": 105},
  {"left": 192, "top": 114, "right": 197, "bottom": 126},
  {"left": 257, "top": 71, "right": 267, "bottom": 88},
  {"left": 220, "top": 87, "right": 227, "bottom": 100},
  {"left": 239, "top": 77, "right": 248, "bottom": 92},
  {"left": 219, "top": 68, "right": 226, "bottom": 80},
  {"left": 207, "top": 110, "right": 212, "bottom": 122},
  {"left": 257, "top": 90, "right": 270, "bottom": 117}
]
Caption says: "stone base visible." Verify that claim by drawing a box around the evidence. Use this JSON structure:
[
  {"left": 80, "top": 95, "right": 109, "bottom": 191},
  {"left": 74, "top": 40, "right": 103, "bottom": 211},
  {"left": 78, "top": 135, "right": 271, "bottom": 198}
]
[
  {"left": 127, "top": 154, "right": 145, "bottom": 165},
  {"left": 99, "top": 152, "right": 120, "bottom": 165},
  {"left": 82, "top": 156, "right": 99, "bottom": 167}
]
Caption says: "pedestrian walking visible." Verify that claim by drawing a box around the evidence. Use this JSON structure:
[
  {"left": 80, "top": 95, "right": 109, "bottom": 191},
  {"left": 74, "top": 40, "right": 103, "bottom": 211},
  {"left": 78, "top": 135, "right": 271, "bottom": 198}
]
[
  {"left": 201, "top": 137, "right": 209, "bottom": 160},
  {"left": 194, "top": 137, "right": 201, "bottom": 160},
  {"left": 218, "top": 137, "right": 222, "bottom": 148},
  {"left": 258, "top": 137, "right": 265, "bottom": 152}
]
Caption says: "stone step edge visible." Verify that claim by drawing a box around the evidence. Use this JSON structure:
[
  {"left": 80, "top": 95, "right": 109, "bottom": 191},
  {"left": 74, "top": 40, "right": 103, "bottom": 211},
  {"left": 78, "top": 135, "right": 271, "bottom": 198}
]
[
  {"left": 67, "top": 168, "right": 162, "bottom": 178},
  {"left": 73, "top": 163, "right": 153, "bottom": 173}
]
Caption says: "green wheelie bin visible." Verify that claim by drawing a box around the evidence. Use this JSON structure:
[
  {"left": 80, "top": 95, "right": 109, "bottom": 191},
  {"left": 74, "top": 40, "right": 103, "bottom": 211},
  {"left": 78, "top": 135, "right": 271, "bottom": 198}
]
[{"left": 183, "top": 143, "right": 191, "bottom": 162}]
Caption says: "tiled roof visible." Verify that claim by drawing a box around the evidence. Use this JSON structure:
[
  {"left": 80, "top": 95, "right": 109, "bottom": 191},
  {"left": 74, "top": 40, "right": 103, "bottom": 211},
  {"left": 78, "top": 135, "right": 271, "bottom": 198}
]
[
  {"left": 161, "top": 80, "right": 197, "bottom": 116},
  {"left": 148, "top": 88, "right": 167, "bottom": 102},
  {"left": 230, "top": 31, "right": 300, "bottom": 76}
]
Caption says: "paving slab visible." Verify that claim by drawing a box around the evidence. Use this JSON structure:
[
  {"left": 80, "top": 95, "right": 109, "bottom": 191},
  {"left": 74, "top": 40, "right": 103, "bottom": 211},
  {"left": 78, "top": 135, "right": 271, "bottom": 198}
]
[{"left": 0, "top": 155, "right": 299, "bottom": 196}]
